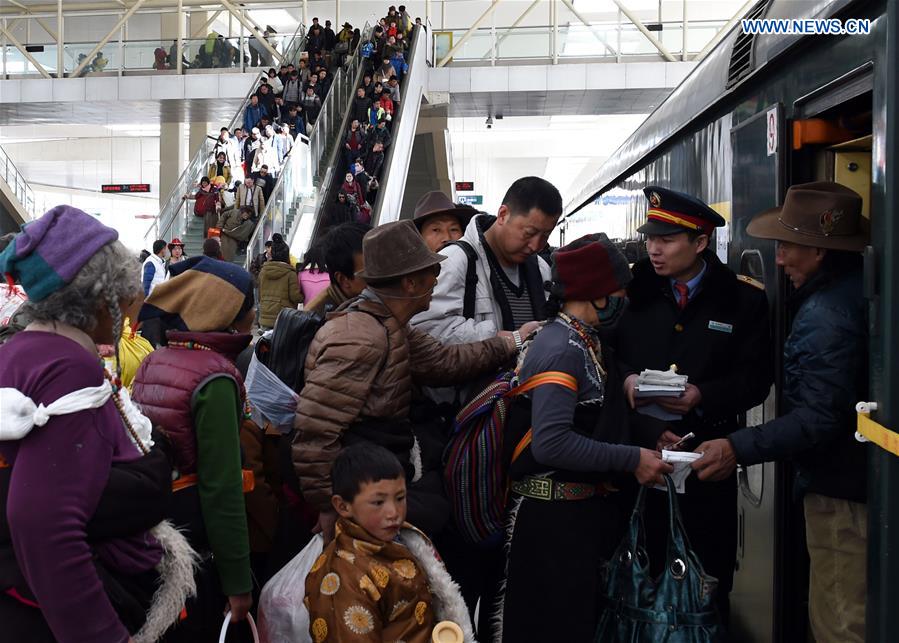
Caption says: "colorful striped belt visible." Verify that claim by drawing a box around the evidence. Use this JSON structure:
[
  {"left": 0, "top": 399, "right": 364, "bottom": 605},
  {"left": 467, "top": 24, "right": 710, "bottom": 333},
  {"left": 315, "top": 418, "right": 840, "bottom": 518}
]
[{"left": 511, "top": 475, "right": 615, "bottom": 502}]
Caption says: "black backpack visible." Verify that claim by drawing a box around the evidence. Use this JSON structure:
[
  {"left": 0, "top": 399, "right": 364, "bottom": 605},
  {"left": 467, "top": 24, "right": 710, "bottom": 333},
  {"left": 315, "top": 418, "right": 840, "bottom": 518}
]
[{"left": 264, "top": 308, "right": 326, "bottom": 392}]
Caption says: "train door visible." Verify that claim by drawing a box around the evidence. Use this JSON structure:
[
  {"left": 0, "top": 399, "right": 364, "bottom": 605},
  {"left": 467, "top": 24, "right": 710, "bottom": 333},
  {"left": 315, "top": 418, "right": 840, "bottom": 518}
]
[
  {"left": 727, "top": 105, "right": 787, "bottom": 643},
  {"left": 785, "top": 69, "right": 874, "bottom": 641}
]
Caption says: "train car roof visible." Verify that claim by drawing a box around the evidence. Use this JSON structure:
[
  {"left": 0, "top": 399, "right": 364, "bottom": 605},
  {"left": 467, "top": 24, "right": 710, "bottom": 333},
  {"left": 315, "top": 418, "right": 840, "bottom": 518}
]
[{"left": 565, "top": 0, "right": 860, "bottom": 216}]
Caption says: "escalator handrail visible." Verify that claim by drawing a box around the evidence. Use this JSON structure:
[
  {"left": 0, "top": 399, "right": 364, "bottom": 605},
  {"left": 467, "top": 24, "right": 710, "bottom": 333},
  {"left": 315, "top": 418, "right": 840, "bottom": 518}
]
[{"left": 371, "top": 24, "right": 425, "bottom": 225}]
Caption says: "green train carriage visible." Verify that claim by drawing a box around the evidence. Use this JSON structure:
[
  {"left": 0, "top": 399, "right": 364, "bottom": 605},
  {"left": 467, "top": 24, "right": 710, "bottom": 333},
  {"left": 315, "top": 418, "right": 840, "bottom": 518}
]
[{"left": 565, "top": 0, "right": 899, "bottom": 640}]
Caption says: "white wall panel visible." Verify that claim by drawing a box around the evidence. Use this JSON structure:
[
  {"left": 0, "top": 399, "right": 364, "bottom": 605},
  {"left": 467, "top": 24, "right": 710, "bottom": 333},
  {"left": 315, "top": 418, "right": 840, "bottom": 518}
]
[
  {"left": 20, "top": 79, "right": 52, "bottom": 102},
  {"left": 150, "top": 74, "right": 184, "bottom": 99},
  {"left": 51, "top": 78, "right": 85, "bottom": 102},
  {"left": 118, "top": 76, "right": 152, "bottom": 100}
]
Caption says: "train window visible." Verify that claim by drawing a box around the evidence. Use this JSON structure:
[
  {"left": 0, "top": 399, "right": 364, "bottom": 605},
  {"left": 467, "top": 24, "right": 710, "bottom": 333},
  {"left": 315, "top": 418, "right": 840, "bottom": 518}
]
[{"left": 740, "top": 249, "right": 765, "bottom": 284}]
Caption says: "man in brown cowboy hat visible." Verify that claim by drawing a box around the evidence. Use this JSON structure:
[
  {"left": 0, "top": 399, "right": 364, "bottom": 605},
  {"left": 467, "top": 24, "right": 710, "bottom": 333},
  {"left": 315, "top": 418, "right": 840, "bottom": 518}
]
[
  {"left": 691, "top": 181, "right": 869, "bottom": 643},
  {"left": 292, "top": 220, "right": 519, "bottom": 542},
  {"left": 412, "top": 190, "right": 475, "bottom": 253}
]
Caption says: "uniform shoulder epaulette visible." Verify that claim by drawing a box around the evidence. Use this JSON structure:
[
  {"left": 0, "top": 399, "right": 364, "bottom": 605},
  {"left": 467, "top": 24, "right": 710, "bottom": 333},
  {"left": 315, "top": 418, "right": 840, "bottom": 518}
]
[{"left": 736, "top": 274, "right": 765, "bottom": 290}]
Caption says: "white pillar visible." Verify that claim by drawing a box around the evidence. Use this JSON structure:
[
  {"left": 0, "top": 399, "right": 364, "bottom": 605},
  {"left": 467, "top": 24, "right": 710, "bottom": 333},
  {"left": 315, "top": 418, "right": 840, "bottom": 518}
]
[{"left": 159, "top": 123, "right": 185, "bottom": 210}]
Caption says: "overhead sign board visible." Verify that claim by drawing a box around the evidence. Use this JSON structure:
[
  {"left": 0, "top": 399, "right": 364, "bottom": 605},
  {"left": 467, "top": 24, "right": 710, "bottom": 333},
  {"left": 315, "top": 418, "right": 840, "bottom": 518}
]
[
  {"left": 458, "top": 195, "right": 483, "bottom": 205},
  {"left": 455, "top": 181, "right": 474, "bottom": 192},
  {"left": 102, "top": 183, "right": 151, "bottom": 193}
]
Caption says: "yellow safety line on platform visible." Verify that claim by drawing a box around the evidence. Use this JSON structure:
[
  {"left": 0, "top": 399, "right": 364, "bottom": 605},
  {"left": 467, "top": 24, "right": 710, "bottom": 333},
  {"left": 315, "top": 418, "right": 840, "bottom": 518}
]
[{"left": 857, "top": 413, "right": 899, "bottom": 457}]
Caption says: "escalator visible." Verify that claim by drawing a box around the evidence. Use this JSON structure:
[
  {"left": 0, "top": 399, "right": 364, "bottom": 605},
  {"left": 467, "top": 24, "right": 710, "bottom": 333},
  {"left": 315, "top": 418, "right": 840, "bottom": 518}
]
[
  {"left": 244, "top": 21, "right": 378, "bottom": 266},
  {"left": 145, "top": 21, "right": 308, "bottom": 265},
  {"left": 291, "top": 22, "right": 429, "bottom": 259}
]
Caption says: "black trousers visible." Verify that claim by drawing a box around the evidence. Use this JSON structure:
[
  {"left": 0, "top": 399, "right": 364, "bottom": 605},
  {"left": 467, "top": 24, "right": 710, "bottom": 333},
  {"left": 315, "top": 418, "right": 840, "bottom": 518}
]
[
  {"left": 499, "top": 493, "right": 624, "bottom": 643},
  {"left": 433, "top": 530, "right": 504, "bottom": 642}
]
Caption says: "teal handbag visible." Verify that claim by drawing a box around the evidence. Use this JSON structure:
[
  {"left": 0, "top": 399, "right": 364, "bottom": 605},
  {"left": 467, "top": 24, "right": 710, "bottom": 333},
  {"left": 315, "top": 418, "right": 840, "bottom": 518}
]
[{"left": 595, "top": 475, "right": 723, "bottom": 642}]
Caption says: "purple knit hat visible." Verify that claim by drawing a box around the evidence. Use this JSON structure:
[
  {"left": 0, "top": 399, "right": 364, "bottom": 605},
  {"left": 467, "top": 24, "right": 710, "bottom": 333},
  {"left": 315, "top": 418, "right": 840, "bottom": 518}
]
[{"left": 0, "top": 205, "right": 119, "bottom": 302}]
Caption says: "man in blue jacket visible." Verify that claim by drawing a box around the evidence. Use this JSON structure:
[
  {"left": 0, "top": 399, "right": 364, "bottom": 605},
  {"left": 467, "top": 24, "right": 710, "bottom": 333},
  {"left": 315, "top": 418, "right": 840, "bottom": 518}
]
[
  {"left": 243, "top": 94, "right": 267, "bottom": 132},
  {"left": 692, "top": 182, "right": 870, "bottom": 643}
]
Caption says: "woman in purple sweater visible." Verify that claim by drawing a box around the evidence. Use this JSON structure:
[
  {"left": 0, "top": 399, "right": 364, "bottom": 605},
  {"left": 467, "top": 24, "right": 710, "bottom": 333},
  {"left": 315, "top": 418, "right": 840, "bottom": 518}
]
[{"left": 0, "top": 206, "right": 194, "bottom": 643}]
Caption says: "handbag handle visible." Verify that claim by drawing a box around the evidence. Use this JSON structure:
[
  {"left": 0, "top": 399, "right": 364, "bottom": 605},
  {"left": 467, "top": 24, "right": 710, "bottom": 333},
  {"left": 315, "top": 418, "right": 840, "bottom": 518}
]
[
  {"left": 620, "top": 483, "right": 650, "bottom": 569},
  {"left": 218, "top": 612, "right": 259, "bottom": 643},
  {"left": 662, "top": 474, "right": 702, "bottom": 580},
  {"left": 622, "top": 475, "right": 696, "bottom": 575}
]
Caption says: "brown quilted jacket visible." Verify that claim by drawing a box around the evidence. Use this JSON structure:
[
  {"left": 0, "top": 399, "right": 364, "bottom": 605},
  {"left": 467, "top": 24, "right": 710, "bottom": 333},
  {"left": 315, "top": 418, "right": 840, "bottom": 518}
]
[{"left": 292, "top": 294, "right": 514, "bottom": 509}]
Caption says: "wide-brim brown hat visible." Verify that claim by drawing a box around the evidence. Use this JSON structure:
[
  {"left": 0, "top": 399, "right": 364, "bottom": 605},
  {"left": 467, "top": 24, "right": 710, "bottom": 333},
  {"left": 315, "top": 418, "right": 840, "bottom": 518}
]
[
  {"left": 747, "top": 181, "right": 869, "bottom": 251},
  {"left": 357, "top": 219, "right": 447, "bottom": 281},
  {"left": 412, "top": 190, "right": 476, "bottom": 230}
]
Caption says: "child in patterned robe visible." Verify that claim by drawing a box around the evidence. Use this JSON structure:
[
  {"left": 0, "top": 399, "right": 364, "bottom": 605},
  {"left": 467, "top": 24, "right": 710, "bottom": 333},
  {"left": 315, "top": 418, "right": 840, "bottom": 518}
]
[{"left": 305, "top": 445, "right": 475, "bottom": 643}]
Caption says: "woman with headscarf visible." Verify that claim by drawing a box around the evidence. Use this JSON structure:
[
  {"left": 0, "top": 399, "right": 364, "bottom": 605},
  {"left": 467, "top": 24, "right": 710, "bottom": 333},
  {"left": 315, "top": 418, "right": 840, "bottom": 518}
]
[
  {"left": 0, "top": 205, "right": 194, "bottom": 643},
  {"left": 132, "top": 257, "right": 257, "bottom": 640},
  {"left": 494, "top": 234, "right": 672, "bottom": 643}
]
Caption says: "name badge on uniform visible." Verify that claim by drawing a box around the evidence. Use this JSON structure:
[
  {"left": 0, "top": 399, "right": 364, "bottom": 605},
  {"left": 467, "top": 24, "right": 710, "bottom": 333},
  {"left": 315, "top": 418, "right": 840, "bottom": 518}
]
[{"left": 708, "top": 320, "right": 733, "bottom": 334}]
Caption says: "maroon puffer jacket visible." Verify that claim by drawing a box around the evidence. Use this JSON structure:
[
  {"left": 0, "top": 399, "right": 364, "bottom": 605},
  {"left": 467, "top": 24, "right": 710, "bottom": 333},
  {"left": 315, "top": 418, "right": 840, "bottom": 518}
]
[{"left": 132, "top": 331, "right": 250, "bottom": 474}]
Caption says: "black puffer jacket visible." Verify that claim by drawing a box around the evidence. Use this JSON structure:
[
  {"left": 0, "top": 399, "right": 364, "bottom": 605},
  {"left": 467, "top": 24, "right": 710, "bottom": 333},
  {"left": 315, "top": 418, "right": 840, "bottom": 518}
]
[{"left": 729, "top": 267, "right": 868, "bottom": 502}]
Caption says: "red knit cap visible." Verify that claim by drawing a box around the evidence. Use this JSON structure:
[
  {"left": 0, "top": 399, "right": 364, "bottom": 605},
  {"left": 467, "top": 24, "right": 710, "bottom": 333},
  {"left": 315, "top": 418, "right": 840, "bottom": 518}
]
[{"left": 550, "top": 233, "right": 632, "bottom": 301}]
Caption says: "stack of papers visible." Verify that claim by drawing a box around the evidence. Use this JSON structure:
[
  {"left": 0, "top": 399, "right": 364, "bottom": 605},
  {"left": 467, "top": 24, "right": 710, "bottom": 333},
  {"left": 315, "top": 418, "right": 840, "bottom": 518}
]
[
  {"left": 635, "top": 367, "right": 688, "bottom": 421},
  {"left": 653, "top": 450, "right": 703, "bottom": 494}
]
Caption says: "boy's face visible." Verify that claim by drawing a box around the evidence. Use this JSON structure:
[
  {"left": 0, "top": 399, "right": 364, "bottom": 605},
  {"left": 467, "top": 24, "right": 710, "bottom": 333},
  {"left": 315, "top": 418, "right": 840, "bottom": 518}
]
[{"left": 333, "top": 476, "right": 406, "bottom": 542}]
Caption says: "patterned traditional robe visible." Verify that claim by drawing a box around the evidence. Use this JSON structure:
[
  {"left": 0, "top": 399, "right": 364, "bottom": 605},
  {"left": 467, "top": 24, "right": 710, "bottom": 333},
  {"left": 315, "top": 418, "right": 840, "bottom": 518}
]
[{"left": 305, "top": 519, "right": 437, "bottom": 643}]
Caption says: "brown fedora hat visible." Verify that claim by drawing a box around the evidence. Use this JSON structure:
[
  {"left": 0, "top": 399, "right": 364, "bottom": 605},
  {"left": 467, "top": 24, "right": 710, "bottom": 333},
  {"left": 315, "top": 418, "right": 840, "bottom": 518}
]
[
  {"left": 747, "top": 181, "right": 869, "bottom": 251},
  {"left": 357, "top": 220, "right": 447, "bottom": 281},
  {"left": 412, "top": 191, "right": 476, "bottom": 230}
]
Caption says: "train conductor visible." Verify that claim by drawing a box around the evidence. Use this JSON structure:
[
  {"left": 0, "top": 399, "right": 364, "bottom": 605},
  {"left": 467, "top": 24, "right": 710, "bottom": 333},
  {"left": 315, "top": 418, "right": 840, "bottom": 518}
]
[{"left": 615, "top": 186, "right": 774, "bottom": 624}]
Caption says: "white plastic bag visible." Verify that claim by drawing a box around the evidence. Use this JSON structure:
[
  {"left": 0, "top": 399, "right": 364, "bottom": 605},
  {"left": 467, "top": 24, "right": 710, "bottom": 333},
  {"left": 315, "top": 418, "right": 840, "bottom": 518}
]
[
  {"left": 257, "top": 535, "right": 323, "bottom": 643},
  {"left": 219, "top": 612, "right": 259, "bottom": 643},
  {"left": 244, "top": 351, "right": 299, "bottom": 433}
]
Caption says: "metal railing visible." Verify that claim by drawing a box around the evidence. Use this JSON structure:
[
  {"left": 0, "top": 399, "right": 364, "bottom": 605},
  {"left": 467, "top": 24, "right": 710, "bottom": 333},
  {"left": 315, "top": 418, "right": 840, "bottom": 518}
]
[
  {"left": 1, "top": 33, "right": 299, "bottom": 77},
  {"left": 437, "top": 19, "right": 728, "bottom": 64},
  {"left": 145, "top": 22, "right": 305, "bottom": 246},
  {"left": 0, "top": 144, "right": 36, "bottom": 220}
]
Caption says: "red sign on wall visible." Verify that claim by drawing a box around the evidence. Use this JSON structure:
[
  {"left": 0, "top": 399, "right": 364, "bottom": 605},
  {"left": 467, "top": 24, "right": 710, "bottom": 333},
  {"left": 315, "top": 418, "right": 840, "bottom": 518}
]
[
  {"left": 102, "top": 184, "right": 151, "bottom": 193},
  {"left": 455, "top": 181, "right": 474, "bottom": 192}
]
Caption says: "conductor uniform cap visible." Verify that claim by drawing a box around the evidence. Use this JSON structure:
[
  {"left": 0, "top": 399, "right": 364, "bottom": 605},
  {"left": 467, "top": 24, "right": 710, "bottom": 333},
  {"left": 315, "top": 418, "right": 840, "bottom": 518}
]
[{"left": 637, "top": 186, "right": 726, "bottom": 236}]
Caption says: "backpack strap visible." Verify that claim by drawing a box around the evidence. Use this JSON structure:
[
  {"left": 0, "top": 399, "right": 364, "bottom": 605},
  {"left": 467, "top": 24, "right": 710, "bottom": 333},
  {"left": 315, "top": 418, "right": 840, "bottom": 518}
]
[
  {"left": 445, "top": 240, "right": 479, "bottom": 320},
  {"left": 506, "top": 370, "right": 578, "bottom": 464}
]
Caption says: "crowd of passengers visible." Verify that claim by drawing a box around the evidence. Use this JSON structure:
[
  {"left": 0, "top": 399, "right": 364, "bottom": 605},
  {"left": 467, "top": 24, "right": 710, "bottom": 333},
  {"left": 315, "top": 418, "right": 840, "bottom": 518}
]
[
  {"left": 0, "top": 164, "right": 870, "bottom": 640},
  {"left": 322, "top": 10, "right": 419, "bottom": 227},
  {"left": 174, "top": 7, "right": 419, "bottom": 266}
]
